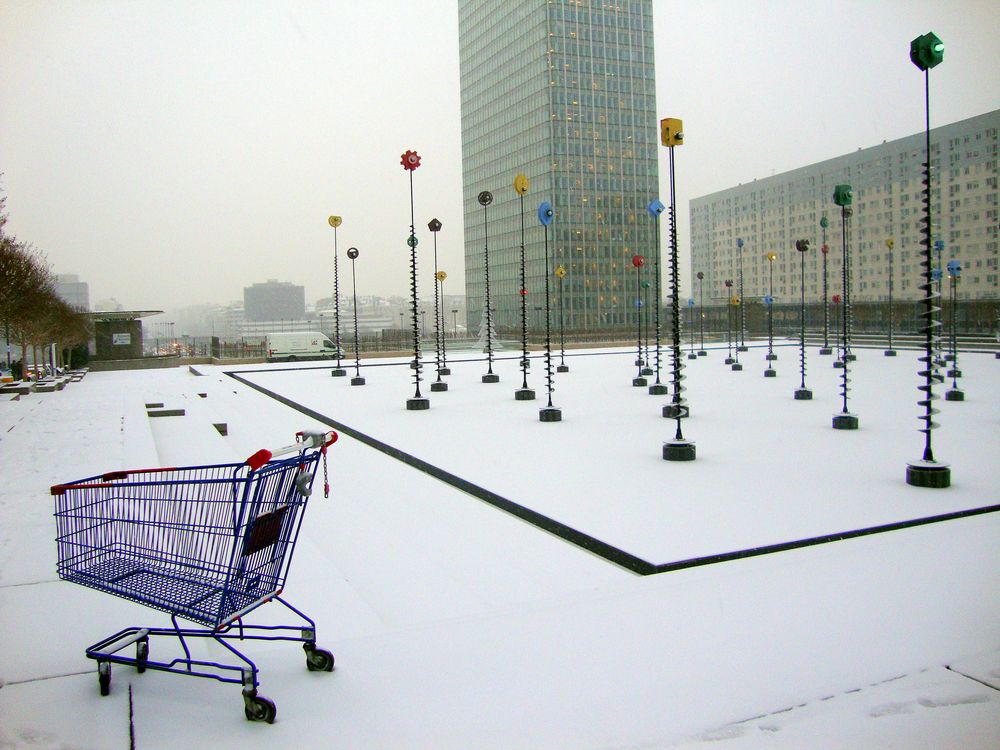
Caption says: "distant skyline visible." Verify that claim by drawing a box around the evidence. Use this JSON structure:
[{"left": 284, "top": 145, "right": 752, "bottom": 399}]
[{"left": 2, "top": 1, "right": 998, "bottom": 310}]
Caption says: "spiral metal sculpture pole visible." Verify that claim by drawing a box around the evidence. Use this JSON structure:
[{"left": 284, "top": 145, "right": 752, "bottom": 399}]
[
  {"left": 479, "top": 191, "right": 499, "bottom": 383},
  {"left": 945, "top": 260, "right": 964, "bottom": 401},
  {"left": 556, "top": 265, "right": 569, "bottom": 372},
  {"left": 697, "top": 271, "right": 706, "bottom": 355},
  {"left": 649, "top": 198, "right": 666, "bottom": 389},
  {"left": 737, "top": 237, "right": 747, "bottom": 351},
  {"left": 831, "top": 190, "right": 858, "bottom": 429},
  {"left": 328, "top": 216, "right": 347, "bottom": 377},
  {"left": 794, "top": 240, "right": 812, "bottom": 400},
  {"left": 401, "top": 150, "right": 428, "bottom": 410},
  {"left": 819, "top": 216, "right": 832, "bottom": 355},
  {"left": 661, "top": 134, "right": 695, "bottom": 460},
  {"left": 724, "top": 280, "right": 734, "bottom": 365},
  {"left": 906, "top": 32, "right": 949, "bottom": 487},
  {"left": 347, "top": 247, "right": 365, "bottom": 386},
  {"left": 428, "top": 219, "right": 445, "bottom": 384},
  {"left": 538, "top": 202, "right": 560, "bottom": 421},
  {"left": 885, "top": 238, "right": 897, "bottom": 356},
  {"left": 764, "top": 251, "right": 776, "bottom": 377},
  {"left": 632, "top": 255, "right": 647, "bottom": 386},
  {"left": 514, "top": 175, "right": 534, "bottom": 400}
]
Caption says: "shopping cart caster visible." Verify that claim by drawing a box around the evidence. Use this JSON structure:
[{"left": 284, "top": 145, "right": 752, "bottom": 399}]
[
  {"left": 243, "top": 690, "right": 277, "bottom": 723},
  {"left": 136, "top": 637, "right": 149, "bottom": 674},
  {"left": 98, "top": 661, "right": 111, "bottom": 696},
  {"left": 303, "top": 642, "right": 334, "bottom": 672}
]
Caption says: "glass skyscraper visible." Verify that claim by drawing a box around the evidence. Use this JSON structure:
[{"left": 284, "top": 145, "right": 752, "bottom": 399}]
[{"left": 458, "top": 0, "right": 659, "bottom": 334}]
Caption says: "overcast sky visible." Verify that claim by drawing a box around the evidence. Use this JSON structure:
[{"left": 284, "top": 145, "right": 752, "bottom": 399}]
[{"left": 2, "top": 1, "right": 998, "bottom": 312}]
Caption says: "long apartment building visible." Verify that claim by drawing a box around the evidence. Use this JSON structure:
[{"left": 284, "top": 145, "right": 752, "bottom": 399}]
[{"left": 690, "top": 109, "right": 999, "bottom": 306}]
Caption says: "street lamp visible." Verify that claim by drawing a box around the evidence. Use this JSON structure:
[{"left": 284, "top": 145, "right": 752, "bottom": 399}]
[
  {"left": 906, "top": 30, "right": 949, "bottom": 488},
  {"left": 328, "top": 215, "right": 347, "bottom": 377}
]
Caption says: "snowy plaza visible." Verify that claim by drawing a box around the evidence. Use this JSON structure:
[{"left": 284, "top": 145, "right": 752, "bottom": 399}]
[{"left": 1, "top": 343, "right": 998, "bottom": 749}]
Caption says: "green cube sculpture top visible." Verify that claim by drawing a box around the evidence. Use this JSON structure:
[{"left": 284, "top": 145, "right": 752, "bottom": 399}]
[{"left": 910, "top": 32, "right": 944, "bottom": 71}]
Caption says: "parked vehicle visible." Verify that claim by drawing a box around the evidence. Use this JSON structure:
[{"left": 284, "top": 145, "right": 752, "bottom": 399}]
[{"left": 264, "top": 332, "right": 341, "bottom": 362}]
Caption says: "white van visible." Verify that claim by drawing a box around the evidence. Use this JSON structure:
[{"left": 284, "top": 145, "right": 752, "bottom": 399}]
[{"left": 265, "top": 332, "right": 341, "bottom": 362}]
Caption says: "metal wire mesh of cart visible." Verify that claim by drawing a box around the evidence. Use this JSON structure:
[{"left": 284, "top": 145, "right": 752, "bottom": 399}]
[{"left": 52, "top": 449, "right": 323, "bottom": 629}]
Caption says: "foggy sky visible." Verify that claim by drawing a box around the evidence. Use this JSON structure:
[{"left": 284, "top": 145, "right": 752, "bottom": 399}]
[{"left": 2, "top": 0, "right": 998, "bottom": 312}]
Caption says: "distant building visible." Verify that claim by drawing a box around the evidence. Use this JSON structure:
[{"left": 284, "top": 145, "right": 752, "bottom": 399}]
[
  {"left": 458, "top": 0, "right": 660, "bottom": 333},
  {"left": 690, "top": 109, "right": 1000, "bottom": 304},
  {"left": 55, "top": 274, "right": 90, "bottom": 311},
  {"left": 243, "top": 279, "right": 305, "bottom": 322}
]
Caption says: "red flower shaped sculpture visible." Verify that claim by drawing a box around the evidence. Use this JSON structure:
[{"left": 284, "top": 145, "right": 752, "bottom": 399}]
[
  {"left": 632, "top": 255, "right": 645, "bottom": 268},
  {"left": 401, "top": 150, "right": 421, "bottom": 171}
]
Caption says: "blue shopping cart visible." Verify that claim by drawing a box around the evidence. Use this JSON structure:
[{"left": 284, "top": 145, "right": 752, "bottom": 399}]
[{"left": 52, "top": 429, "right": 338, "bottom": 723}]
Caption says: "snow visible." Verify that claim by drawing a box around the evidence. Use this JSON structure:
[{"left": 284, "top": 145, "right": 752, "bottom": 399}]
[{"left": 1, "top": 343, "right": 998, "bottom": 749}]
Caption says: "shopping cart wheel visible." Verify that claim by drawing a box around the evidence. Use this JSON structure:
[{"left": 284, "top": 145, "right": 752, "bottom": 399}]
[
  {"left": 243, "top": 692, "right": 277, "bottom": 723},
  {"left": 303, "top": 643, "right": 334, "bottom": 672},
  {"left": 136, "top": 638, "right": 149, "bottom": 674},
  {"left": 98, "top": 661, "right": 111, "bottom": 696}
]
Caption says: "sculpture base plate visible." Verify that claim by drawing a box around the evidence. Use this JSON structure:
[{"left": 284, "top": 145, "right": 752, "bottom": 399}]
[
  {"left": 557, "top": 364, "right": 570, "bottom": 372},
  {"left": 945, "top": 389, "right": 964, "bottom": 401},
  {"left": 697, "top": 350, "right": 707, "bottom": 356},
  {"left": 737, "top": 346, "right": 749, "bottom": 352},
  {"left": 663, "top": 440, "right": 696, "bottom": 462},
  {"left": 764, "top": 369, "right": 777, "bottom": 378},
  {"left": 884, "top": 350, "right": 897, "bottom": 357},
  {"left": 818, "top": 348, "right": 833, "bottom": 355},
  {"left": 539, "top": 407, "right": 562, "bottom": 422},
  {"left": 438, "top": 367, "right": 451, "bottom": 376},
  {"left": 687, "top": 353, "right": 698, "bottom": 360},
  {"left": 632, "top": 377, "right": 648, "bottom": 387},
  {"left": 765, "top": 353, "right": 778, "bottom": 360},
  {"left": 833, "top": 360, "right": 845, "bottom": 369},
  {"left": 350, "top": 377, "right": 366, "bottom": 386},
  {"left": 794, "top": 388, "right": 813, "bottom": 400},
  {"left": 406, "top": 397, "right": 430, "bottom": 411},
  {"left": 906, "top": 460, "right": 951, "bottom": 489},
  {"left": 845, "top": 353, "right": 857, "bottom": 362},
  {"left": 430, "top": 381, "right": 448, "bottom": 392},
  {"left": 730, "top": 363, "right": 743, "bottom": 371},
  {"left": 640, "top": 367, "right": 654, "bottom": 376},
  {"left": 832, "top": 413, "right": 859, "bottom": 430},
  {"left": 515, "top": 388, "right": 536, "bottom": 401},
  {"left": 946, "top": 369, "right": 962, "bottom": 379},
  {"left": 331, "top": 369, "right": 347, "bottom": 377},
  {"left": 724, "top": 357, "right": 735, "bottom": 365},
  {"left": 482, "top": 373, "right": 500, "bottom": 383},
  {"left": 648, "top": 383, "right": 669, "bottom": 395}
]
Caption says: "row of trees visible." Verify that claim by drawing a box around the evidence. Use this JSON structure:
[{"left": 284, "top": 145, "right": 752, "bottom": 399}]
[{"left": 1, "top": 192, "right": 91, "bottom": 376}]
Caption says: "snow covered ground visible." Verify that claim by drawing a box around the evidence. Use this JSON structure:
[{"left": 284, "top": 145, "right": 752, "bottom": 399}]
[{"left": 1, "top": 343, "right": 998, "bottom": 749}]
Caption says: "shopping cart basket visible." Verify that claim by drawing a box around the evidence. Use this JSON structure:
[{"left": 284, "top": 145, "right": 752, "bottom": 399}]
[{"left": 52, "top": 429, "right": 338, "bottom": 723}]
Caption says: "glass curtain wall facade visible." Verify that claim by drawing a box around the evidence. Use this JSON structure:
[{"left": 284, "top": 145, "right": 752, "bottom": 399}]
[
  {"left": 690, "top": 109, "right": 1000, "bottom": 305},
  {"left": 459, "top": 0, "right": 659, "bottom": 335}
]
